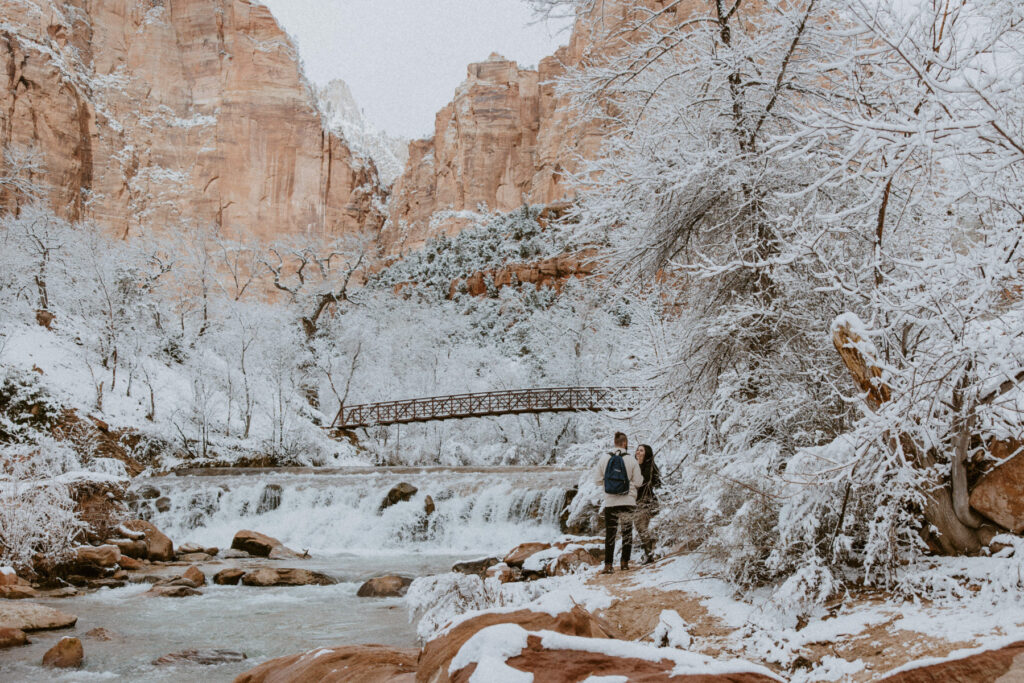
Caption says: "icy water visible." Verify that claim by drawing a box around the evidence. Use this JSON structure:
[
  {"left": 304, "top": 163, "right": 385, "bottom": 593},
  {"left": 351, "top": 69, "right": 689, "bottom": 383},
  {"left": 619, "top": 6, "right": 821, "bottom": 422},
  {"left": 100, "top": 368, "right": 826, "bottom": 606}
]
[{"left": 1, "top": 466, "right": 581, "bottom": 681}]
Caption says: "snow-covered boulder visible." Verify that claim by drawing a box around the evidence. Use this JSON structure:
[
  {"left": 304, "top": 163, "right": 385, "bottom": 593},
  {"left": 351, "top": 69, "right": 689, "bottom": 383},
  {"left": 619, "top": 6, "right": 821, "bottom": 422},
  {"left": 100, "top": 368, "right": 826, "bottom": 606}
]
[{"left": 234, "top": 644, "right": 417, "bottom": 683}]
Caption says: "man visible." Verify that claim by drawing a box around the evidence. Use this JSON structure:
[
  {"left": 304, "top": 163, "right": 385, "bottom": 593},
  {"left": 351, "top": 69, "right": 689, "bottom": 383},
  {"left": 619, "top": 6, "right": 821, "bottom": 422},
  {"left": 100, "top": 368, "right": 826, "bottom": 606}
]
[{"left": 593, "top": 431, "right": 643, "bottom": 574}]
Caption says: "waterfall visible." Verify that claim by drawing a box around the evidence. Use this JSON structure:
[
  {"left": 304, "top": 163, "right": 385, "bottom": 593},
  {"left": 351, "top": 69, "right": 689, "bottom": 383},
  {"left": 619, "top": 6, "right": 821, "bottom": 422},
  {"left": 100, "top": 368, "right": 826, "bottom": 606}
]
[{"left": 131, "top": 468, "right": 580, "bottom": 556}]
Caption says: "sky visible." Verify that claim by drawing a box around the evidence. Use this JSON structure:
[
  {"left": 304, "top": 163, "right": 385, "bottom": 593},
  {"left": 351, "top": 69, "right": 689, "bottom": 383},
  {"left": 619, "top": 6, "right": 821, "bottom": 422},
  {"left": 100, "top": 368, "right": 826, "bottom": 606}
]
[{"left": 261, "top": 0, "right": 572, "bottom": 140}]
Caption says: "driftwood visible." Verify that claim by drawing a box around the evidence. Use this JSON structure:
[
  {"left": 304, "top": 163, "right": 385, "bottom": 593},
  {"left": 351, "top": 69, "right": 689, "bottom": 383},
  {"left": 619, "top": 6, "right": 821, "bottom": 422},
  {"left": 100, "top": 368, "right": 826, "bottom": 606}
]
[{"left": 831, "top": 317, "right": 989, "bottom": 555}]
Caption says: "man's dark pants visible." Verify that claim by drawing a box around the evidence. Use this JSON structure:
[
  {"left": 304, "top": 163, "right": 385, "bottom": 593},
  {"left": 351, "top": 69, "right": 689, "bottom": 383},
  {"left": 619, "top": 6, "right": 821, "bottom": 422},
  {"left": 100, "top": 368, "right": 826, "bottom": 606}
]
[{"left": 604, "top": 505, "right": 635, "bottom": 567}]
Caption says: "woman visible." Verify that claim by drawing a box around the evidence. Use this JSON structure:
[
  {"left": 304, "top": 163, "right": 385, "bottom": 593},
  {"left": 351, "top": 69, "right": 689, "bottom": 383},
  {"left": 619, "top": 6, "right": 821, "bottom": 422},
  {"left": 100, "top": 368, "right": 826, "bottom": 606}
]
[{"left": 634, "top": 444, "right": 662, "bottom": 564}]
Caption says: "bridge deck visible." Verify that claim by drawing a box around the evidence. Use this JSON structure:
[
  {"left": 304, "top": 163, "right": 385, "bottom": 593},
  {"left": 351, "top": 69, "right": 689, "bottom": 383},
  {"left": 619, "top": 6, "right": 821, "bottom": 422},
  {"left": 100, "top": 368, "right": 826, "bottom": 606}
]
[{"left": 332, "top": 386, "right": 641, "bottom": 430}]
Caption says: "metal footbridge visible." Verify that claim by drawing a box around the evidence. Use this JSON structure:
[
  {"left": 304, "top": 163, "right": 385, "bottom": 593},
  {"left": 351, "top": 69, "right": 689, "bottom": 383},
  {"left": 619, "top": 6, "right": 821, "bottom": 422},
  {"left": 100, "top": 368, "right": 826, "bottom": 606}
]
[{"left": 331, "top": 386, "right": 642, "bottom": 430}]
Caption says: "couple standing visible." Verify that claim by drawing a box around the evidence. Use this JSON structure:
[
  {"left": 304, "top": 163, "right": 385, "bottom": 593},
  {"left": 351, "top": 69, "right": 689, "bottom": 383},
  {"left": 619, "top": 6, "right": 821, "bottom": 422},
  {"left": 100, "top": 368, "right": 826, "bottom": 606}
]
[{"left": 593, "top": 431, "right": 662, "bottom": 574}]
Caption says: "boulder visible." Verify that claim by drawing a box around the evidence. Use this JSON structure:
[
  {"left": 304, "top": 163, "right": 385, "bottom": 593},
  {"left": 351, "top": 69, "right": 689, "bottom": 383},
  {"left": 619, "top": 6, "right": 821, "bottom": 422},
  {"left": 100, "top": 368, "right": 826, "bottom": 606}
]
[
  {"left": 146, "top": 585, "right": 202, "bottom": 598},
  {"left": 155, "top": 496, "right": 172, "bottom": 513},
  {"left": 42, "top": 636, "right": 83, "bottom": 668},
  {"left": 503, "top": 542, "right": 551, "bottom": 569},
  {"left": 74, "top": 544, "right": 121, "bottom": 569},
  {"left": 417, "top": 605, "right": 620, "bottom": 683},
  {"left": 153, "top": 649, "right": 247, "bottom": 666},
  {"left": 548, "top": 547, "right": 601, "bottom": 576},
  {"left": 878, "top": 640, "right": 1024, "bottom": 681},
  {"left": 214, "top": 568, "right": 246, "bottom": 586},
  {"left": 231, "top": 530, "right": 291, "bottom": 558},
  {"left": 240, "top": 568, "right": 336, "bottom": 587},
  {"left": 380, "top": 483, "right": 418, "bottom": 511},
  {"left": 124, "top": 519, "right": 175, "bottom": 561},
  {"left": 0, "top": 602, "right": 77, "bottom": 631},
  {"left": 356, "top": 575, "right": 414, "bottom": 597},
  {"left": 0, "top": 627, "right": 28, "bottom": 648},
  {"left": 452, "top": 557, "right": 499, "bottom": 577},
  {"left": 222, "top": 549, "right": 250, "bottom": 559},
  {"left": 112, "top": 539, "right": 149, "bottom": 560},
  {"left": 424, "top": 495, "right": 436, "bottom": 516},
  {"left": 182, "top": 565, "right": 206, "bottom": 586},
  {"left": 235, "top": 644, "right": 418, "bottom": 683},
  {"left": 268, "top": 545, "right": 308, "bottom": 560},
  {"left": 137, "top": 485, "right": 161, "bottom": 500},
  {"left": 0, "top": 567, "right": 20, "bottom": 586},
  {"left": 970, "top": 449, "right": 1024, "bottom": 533}
]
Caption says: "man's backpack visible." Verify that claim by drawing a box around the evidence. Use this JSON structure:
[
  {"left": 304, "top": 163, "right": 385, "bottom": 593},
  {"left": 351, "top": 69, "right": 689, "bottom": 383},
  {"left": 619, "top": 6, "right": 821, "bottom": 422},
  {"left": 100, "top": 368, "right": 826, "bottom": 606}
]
[{"left": 604, "top": 452, "right": 630, "bottom": 495}]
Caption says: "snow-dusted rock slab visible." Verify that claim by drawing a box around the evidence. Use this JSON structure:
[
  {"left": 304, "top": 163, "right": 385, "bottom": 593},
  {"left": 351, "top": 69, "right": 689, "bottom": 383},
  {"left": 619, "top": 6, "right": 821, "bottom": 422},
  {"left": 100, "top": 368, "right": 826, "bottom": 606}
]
[
  {"left": 0, "top": 602, "right": 77, "bottom": 631},
  {"left": 970, "top": 446, "right": 1024, "bottom": 532}
]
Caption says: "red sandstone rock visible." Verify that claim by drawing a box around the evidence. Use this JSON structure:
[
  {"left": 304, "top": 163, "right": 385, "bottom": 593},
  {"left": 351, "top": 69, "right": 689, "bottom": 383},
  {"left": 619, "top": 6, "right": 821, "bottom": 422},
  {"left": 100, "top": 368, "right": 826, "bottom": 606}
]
[
  {"left": 878, "top": 641, "right": 1024, "bottom": 681},
  {"left": 234, "top": 644, "right": 418, "bottom": 683},
  {"left": 74, "top": 544, "right": 121, "bottom": 569},
  {"left": 356, "top": 575, "right": 413, "bottom": 597},
  {"left": 417, "top": 605, "right": 620, "bottom": 683},
  {"left": 0, "top": 627, "right": 28, "bottom": 649},
  {"left": 503, "top": 542, "right": 551, "bottom": 569},
  {"left": 182, "top": 565, "right": 206, "bottom": 586},
  {"left": 548, "top": 547, "right": 601, "bottom": 576},
  {"left": 970, "top": 444, "right": 1024, "bottom": 532},
  {"left": 42, "top": 636, "right": 83, "bottom": 668},
  {"left": 240, "top": 568, "right": 335, "bottom": 587},
  {"left": 124, "top": 520, "right": 174, "bottom": 562},
  {"left": 231, "top": 530, "right": 289, "bottom": 558}
]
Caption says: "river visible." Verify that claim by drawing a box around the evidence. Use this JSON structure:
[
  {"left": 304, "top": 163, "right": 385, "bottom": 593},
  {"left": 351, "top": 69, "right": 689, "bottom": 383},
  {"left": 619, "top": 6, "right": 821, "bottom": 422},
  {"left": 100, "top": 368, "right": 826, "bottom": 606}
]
[{"left": 0, "top": 466, "right": 582, "bottom": 681}]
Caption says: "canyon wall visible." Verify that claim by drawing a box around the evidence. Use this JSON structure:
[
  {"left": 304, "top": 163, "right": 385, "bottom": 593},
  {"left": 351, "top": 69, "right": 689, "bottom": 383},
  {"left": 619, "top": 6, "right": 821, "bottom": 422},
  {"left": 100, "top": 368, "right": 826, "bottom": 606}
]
[
  {"left": 380, "top": 0, "right": 679, "bottom": 254},
  {"left": 0, "top": 0, "right": 386, "bottom": 241}
]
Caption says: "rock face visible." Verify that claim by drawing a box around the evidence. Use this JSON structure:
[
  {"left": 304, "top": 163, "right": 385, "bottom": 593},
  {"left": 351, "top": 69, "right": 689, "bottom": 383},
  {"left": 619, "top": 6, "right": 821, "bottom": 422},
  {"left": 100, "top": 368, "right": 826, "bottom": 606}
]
[
  {"left": 356, "top": 575, "right": 413, "bottom": 598},
  {"left": 450, "top": 250, "right": 599, "bottom": 298},
  {"left": 0, "top": 602, "right": 77, "bottom": 631},
  {"left": 236, "top": 644, "right": 418, "bottom": 683},
  {"left": 0, "top": 0, "right": 386, "bottom": 241},
  {"left": 42, "top": 636, "right": 83, "bottom": 668},
  {"left": 970, "top": 445, "right": 1024, "bottom": 532},
  {"left": 124, "top": 519, "right": 174, "bottom": 561}
]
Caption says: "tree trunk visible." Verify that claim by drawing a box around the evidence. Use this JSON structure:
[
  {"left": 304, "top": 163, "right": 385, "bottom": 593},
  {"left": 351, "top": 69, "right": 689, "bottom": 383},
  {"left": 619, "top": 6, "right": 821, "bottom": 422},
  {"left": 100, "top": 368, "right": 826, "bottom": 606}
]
[{"left": 832, "top": 317, "right": 985, "bottom": 554}]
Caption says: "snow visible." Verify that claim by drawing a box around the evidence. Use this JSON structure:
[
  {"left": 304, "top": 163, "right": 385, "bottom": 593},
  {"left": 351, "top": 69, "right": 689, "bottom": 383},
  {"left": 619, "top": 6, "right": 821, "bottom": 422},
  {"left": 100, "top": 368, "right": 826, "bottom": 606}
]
[
  {"left": 449, "top": 622, "right": 530, "bottom": 674},
  {"left": 651, "top": 609, "right": 692, "bottom": 649},
  {"left": 0, "top": 566, "right": 14, "bottom": 576}
]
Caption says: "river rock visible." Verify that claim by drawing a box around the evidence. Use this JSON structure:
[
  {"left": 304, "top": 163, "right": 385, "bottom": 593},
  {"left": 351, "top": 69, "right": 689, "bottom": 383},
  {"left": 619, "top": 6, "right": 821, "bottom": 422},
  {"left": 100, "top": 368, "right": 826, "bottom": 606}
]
[
  {"left": 152, "top": 649, "right": 247, "bottom": 666},
  {"left": 182, "top": 565, "right": 206, "bottom": 586},
  {"left": 235, "top": 644, "right": 418, "bottom": 682},
  {"left": 0, "top": 627, "right": 28, "bottom": 648},
  {"left": 452, "top": 557, "right": 499, "bottom": 577},
  {"left": 240, "top": 568, "right": 336, "bottom": 587},
  {"left": 221, "top": 549, "right": 250, "bottom": 559},
  {"left": 424, "top": 495, "right": 436, "bottom": 515},
  {"left": 503, "top": 542, "right": 551, "bottom": 568},
  {"left": 178, "top": 543, "right": 219, "bottom": 556},
  {"left": 137, "top": 485, "right": 160, "bottom": 500},
  {"left": 0, "top": 567, "right": 20, "bottom": 586},
  {"left": 0, "top": 602, "right": 77, "bottom": 631},
  {"left": 118, "top": 556, "right": 144, "bottom": 571},
  {"left": 124, "top": 519, "right": 175, "bottom": 561},
  {"left": 268, "top": 545, "right": 308, "bottom": 560},
  {"left": 0, "top": 584, "right": 37, "bottom": 599},
  {"left": 111, "top": 538, "right": 149, "bottom": 559},
  {"left": 74, "top": 544, "right": 121, "bottom": 569},
  {"left": 155, "top": 496, "right": 172, "bottom": 513},
  {"left": 356, "top": 575, "right": 413, "bottom": 597},
  {"left": 548, "top": 547, "right": 602, "bottom": 576},
  {"left": 231, "top": 530, "right": 291, "bottom": 558},
  {"left": 418, "top": 605, "right": 621, "bottom": 683},
  {"left": 42, "top": 636, "right": 83, "bottom": 668},
  {"left": 380, "top": 482, "right": 417, "bottom": 511},
  {"left": 214, "top": 568, "right": 245, "bottom": 585},
  {"left": 146, "top": 585, "right": 202, "bottom": 598}
]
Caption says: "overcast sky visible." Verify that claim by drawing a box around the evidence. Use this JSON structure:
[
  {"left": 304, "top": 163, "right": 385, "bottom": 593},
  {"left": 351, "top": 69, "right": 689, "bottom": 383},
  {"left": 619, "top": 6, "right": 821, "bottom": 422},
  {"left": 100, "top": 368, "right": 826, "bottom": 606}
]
[{"left": 261, "top": 0, "right": 571, "bottom": 140}]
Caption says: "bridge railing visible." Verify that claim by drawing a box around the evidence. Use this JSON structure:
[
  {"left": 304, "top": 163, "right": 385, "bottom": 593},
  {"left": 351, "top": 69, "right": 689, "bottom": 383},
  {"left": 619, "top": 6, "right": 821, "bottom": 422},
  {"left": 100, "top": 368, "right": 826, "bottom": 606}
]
[{"left": 332, "top": 386, "right": 643, "bottom": 430}]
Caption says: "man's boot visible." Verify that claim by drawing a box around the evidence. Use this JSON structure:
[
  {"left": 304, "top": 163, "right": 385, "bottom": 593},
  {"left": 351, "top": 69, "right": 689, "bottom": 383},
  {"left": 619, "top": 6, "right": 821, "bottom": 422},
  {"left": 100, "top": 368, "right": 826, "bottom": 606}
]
[{"left": 601, "top": 565, "right": 614, "bottom": 575}]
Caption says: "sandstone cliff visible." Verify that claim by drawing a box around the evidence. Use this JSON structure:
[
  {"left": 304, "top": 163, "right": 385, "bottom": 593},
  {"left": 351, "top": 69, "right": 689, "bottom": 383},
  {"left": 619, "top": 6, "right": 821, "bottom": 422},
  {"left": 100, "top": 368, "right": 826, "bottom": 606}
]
[
  {"left": 381, "top": 1, "right": 677, "bottom": 254},
  {"left": 0, "top": 0, "right": 386, "bottom": 241}
]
